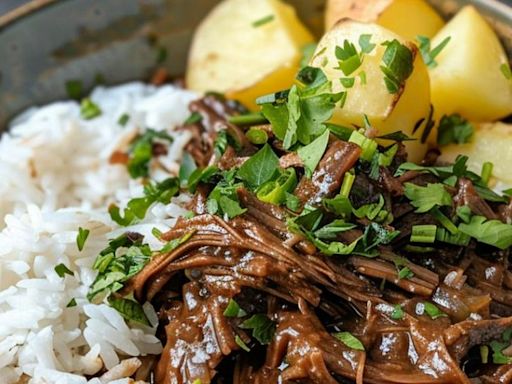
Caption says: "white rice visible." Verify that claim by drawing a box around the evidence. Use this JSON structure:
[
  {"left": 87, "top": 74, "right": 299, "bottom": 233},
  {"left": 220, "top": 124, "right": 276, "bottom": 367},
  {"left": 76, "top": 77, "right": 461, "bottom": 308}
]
[{"left": 0, "top": 82, "right": 198, "bottom": 383}]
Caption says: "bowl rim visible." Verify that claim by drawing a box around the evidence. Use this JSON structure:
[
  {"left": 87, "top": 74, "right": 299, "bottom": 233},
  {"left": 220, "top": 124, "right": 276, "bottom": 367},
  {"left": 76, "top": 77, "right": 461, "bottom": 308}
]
[
  {"left": 1, "top": 0, "right": 511, "bottom": 30},
  {"left": 0, "top": 0, "right": 57, "bottom": 29}
]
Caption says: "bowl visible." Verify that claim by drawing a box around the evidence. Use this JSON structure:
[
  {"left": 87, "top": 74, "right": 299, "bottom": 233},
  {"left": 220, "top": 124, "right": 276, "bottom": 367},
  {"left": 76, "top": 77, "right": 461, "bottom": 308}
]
[{"left": 0, "top": 0, "right": 511, "bottom": 131}]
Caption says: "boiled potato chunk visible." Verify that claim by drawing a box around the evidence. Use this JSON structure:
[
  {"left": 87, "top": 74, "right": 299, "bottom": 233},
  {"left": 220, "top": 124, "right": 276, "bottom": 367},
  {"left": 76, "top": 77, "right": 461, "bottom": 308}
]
[
  {"left": 439, "top": 122, "right": 512, "bottom": 185},
  {"left": 429, "top": 6, "right": 512, "bottom": 122},
  {"left": 325, "top": 0, "right": 444, "bottom": 40},
  {"left": 186, "top": 0, "right": 314, "bottom": 109},
  {"left": 310, "top": 20, "right": 432, "bottom": 162}
]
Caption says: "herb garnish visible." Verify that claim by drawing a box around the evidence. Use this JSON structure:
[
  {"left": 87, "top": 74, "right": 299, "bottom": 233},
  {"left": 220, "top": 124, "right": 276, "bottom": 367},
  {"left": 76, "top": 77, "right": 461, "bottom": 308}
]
[
  {"left": 380, "top": 40, "right": 413, "bottom": 94},
  {"left": 55, "top": 263, "right": 74, "bottom": 278},
  {"left": 334, "top": 332, "right": 365, "bottom": 351},
  {"left": 417, "top": 35, "right": 451, "bottom": 68},
  {"left": 500, "top": 63, "right": 512, "bottom": 80},
  {"left": 237, "top": 144, "right": 279, "bottom": 188},
  {"left": 252, "top": 15, "right": 274, "bottom": 27},
  {"left": 109, "top": 178, "right": 179, "bottom": 226},
  {"left": 240, "top": 314, "right": 276, "bottom": 344},
  {"left": 223, "top": 299, "right": 247, "bottom": 318},
  {"left": 80, "top": 98, "right": 102, "bottom": 120},
  {"left": 404, "top": 183, "right": 452, "bottom": 213},
  {"left": 437, "top": 114, "right": 474, "bottom": 145},
  {"left": 108, "top": 297, "right": 150, "bottom": 326},
  {"left": 66, "top": 80, "right": 83, "bottom": 100},
  {"left": 458, "top": 215, "right": 512, "bottom": 250},
  {"left": 126, "top": 129, "right": 173, "bottom": 179},
  {"left": 76, "top": 227, "right": 90, "bottom": 252}
]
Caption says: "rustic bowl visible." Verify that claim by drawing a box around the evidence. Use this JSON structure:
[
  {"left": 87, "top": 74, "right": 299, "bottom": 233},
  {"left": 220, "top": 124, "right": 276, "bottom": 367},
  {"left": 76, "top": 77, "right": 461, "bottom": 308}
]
[{"left": 0, "top": 0, "right": 511, "bottom": 130}]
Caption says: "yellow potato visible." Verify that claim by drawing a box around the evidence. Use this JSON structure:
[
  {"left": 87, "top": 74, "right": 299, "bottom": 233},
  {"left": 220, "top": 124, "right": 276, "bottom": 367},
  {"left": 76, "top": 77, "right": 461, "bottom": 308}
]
[
  {"left": 439, "top": 122, "right": 512, "bottom": 185},
  {"left": 429, "top": 6, "right": 512, "bottom": 122},
  {"left": 325, "top": 0, "right": 444, "bottom": 40},
  {"left": 310, "top": 20, "right": 432, "bottom": 162},
  {"left": 186, "top": 0, "right": 313, "bottom": 109}
]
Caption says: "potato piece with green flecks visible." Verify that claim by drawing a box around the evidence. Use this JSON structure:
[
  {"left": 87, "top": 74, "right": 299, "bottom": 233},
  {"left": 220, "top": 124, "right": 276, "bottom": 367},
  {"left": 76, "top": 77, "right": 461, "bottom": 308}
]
[
  {"left": 186, "top": 0, "right": 313, "bottom": 110},
  {"left": 310, "top": 20, "right": 432, "bottom": 162}
]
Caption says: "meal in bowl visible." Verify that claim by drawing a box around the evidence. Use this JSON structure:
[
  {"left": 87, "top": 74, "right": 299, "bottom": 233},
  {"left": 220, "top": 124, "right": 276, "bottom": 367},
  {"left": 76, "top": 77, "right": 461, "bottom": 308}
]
[{"left": 1, "top": 0, "right": 512, "bottom": 383}]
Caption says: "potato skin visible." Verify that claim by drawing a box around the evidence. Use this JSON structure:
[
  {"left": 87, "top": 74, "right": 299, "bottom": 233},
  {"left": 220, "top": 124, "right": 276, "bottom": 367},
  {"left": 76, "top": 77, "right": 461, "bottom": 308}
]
[
  {"left": 429, "top": 6, "right": 512, "bottom": 122},
  {"left": 325, "top": 0, "right": 444, "bottom": 40},
  {"left": 310, "top": 19, "right": 432, "bottom": 162},
  {"left": 186, "top": 0, "right": 313, "bottom": 109}
]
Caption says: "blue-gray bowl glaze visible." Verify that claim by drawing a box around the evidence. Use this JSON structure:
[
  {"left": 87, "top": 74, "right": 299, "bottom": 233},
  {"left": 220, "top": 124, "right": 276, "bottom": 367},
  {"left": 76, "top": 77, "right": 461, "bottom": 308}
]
[{"left": 0, "top": 0, "right": 511, "bottom": 131}]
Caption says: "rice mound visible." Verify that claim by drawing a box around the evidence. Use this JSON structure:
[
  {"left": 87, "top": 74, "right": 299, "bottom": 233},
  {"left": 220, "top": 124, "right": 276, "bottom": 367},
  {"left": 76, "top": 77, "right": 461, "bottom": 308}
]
[{"left": 0, "top": 83, "right": 197, "bottom": 383}]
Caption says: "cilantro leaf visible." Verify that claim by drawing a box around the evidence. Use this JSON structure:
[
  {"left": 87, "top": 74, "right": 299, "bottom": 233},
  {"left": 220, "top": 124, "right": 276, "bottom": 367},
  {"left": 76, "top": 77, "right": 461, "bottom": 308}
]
[
  {"left": 417, "top": 35, "right": 451, "bottom": 68},
  {"left": 237, "top": 144, "right": 279, "bottom": 188},
  {"left": 335, "top": 40, "right": 362, "bottom": 76},
  {"left": 80, "top": 98, "right": 102, "bottom": 120},
  {"left": 88, "top": 235, "right": 151, "bottom": 302},
  {"left": 108, "top": 297, "right": 150, "bottom": 326},
  {"left": 240, "top": 314, "right": 276, "bottom": 344},
  {"left": 334, "top": 332, "right": 365, "bottom": 351},
  {"left": 109, "top": 178, "right": 179, "bottom": 226},
  {"left": 358, "top": 34, "right": 375, "bottom": 54},
  {"left": 391, "top": 304, "right": 404, "bottom": 320},
  {"left": 252, "top": 14, "right": 274, "bottom": 27},
  {"left": 501, "top": 63, "right": 512, "bottom": 80},
  {"left": 404, "top": 183, "right": 452, "bottom": 213},
  {"left": 127, "top": 129, "right": 173, "bottom": 179},
  {"left": 458, "top": 215, "right": 512, "bottom": 250},
  {"left": 76, "top": 227, "right": 90, "bottom": 252},
  {"left": 179, "top": 152, "right": 197, "bottom": 187},
  {"left": 297, "top": 129, "right": 330, "bottom": 177},
  {"left": 55, "top": 263, "right": 73, "bottom": 278},
  {"left": 235, "top": 335, "right": 251, "bottom": 352},
  {"left": 437, "top": 114, "right": 474, "bottom": 145},
  {"left": 223, "top": 299, "right": 247, "bottom": 318},
  {"left": 66, "top": 80, "right": 83, "bottom": 100},
  {"left": 300, "top": 43, "right": 318, "bottom": 69},
  {"left": 418, "top": 302, "right": 448, "bottom": 320},
  {"left": 380, "top": 40, "right": 413, "bottom": 94}
]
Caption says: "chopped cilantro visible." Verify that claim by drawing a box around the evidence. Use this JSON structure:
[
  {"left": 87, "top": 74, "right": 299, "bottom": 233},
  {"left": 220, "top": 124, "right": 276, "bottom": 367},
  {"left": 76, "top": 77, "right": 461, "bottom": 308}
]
[
  {"left": 235, "top": 335, "right": 251, "bottom": 352},
  {"left": 334, "top": 332, "right": 365, "bottom": 351},
  {"left": 88, "top": 233, "right": 150, "bottom": 302},
  {"left": 404, "top": 183, "right": 452, "bottom": 213},
  {"left": 421, "top": 302, "right": 448, "bottom": 320},
  {"left": 437, "top": 114, "right": 474, "bottom": 145},
  {"left": 65, "top": 79, "right": 83, "bottom": 100},
  {"left": 184, "top": 111, "right": 202, "bottom": 125},
  {"left": 458, "top": 215, "right": 512, "bottom": 250},
  {"left": 358, "top": 34, "right": 375, "bottom": 54},
  {"left": 76, "top": 227, "right": 90, "bottom": 252},
  {"left": 252, "top": 14, "right": 274, "bottom": 27},
  {"left": 391, "top": 304, "right": 404, "bottom": 320},
  {"left": 300, "top": 42, "right": 317, "bottom": 69},
  {"left": 417, "top": 35, "right": 451, "bottom": 68},
  {"left": 80, "top": 98, "right": 102, "bottom": 120},
  {"left": 240, "top": 314, "right": 276, "bottom": 344},
  {"left": 380, "top": 40, "right": 413, "bottom": 94},
  {"left": 127, "top": 129, "right": 173, "bottom": 179},
  {"left": 335, "top": 40, "right": 362, "bottom": 76},
  {"left": 117, "top": 113, "right": 130, "bottom": 126},
  {"left": 224, "top": 299, "right": 247, "bottom": 318},
  {"left": 108, "top": 297, "right": 150, "bottom": 326},
  {"left": 297, "top": 129, "right": 330, "bottom": 177},
  {"left": 66, "top": 298, "right": 77, "bottom": 308},
  {"left": 237, "top": 144, "right": 279, "bottom": 188},
  {"left": 55, "top": 263, "right": 73, "bottom": 278},
  {"left": 500, "top": 63, "right": 512, "bottom": 80},
  {"left": 109, "top": 178, "right": 179, "bottom": 226}
]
